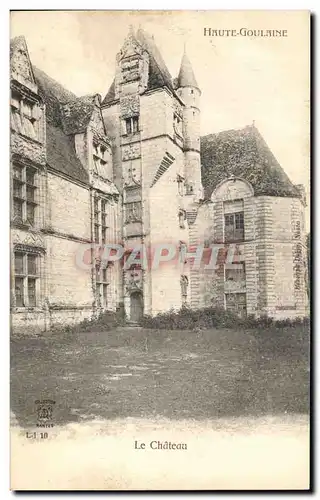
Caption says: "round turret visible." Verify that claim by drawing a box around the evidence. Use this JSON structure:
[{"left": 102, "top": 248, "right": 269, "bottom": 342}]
[{"left": 176, "top": 50, "right": 201, "bottom": 153}]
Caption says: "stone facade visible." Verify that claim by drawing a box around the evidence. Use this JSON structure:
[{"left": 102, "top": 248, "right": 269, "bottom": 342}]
[{"left": 10, "top": 29, "right": 309, "bottom": 334}]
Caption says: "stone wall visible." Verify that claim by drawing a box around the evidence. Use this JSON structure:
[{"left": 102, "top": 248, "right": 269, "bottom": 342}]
[{"left": 196, "top": 179, "right": 309, "bottom": 319}]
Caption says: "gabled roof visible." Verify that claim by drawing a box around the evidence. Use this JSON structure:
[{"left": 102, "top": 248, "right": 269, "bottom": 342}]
[
  {"left": 102, "top": 27, "right": 174, "bottom": 105},
  {"left": 102, "top": 79, "right": 116, "bottom": 105},
  {"left": 201, "top": 125, "right": 299, "bottom": 199},
  {"left": 177, "top": 50, "right": 199, "bottom": 89},
  {"left": 136, "top": 28, "right": 174, "bottom": 93}
]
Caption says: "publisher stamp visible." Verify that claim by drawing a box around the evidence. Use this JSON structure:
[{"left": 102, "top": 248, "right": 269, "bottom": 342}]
[{"left": 35, "top": 399, "right": 55, "bottom": 428}]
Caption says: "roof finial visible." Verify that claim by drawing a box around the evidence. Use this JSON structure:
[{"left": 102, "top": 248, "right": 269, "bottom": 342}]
[
  {"left": 252, "top": 119, "right": 256, "bottom": 127},
  {"left": 129, "top": 24, "right": 135, "bottom": 37},
  {"left": 183, "top": 41, "right": 187, "bottom": 54}
]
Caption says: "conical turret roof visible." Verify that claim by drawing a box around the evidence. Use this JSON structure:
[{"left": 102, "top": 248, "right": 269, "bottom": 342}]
[{"left": 177, "top": 50, "right": 199, "bottom": 89}]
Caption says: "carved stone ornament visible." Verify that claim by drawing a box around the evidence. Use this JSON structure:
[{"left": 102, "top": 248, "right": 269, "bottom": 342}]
[
  {"left": 11, "top": 43, "right": 34, "bottom": 84},
  {"left": 123, "top": 161, "right": 141, "bottom": 187},
  {"left": 117, "top": 29, "right": 144, "bottom": 62},
  {"left": 11, "top": 134, "right": 46, "bottom": 166},
  {"left": 12, "top": 229, "right": 45, "bottom": 250},
  {"left": 122, "top": 143, "right": 140, "bottom": 161},
  {"left": 90, "top": 109, "right": 105, "bottom": 136},
  {"left": 120, "top": 95, "right": 140, "bottom": 119},
  {"left": 180, "top": 274, "right": 189, "bottom": 297},
  {"left": 124, "top": 269, "right": 142, "bottom": 294}
]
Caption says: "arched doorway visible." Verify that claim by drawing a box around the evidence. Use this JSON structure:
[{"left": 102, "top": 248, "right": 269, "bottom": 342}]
[{"left": 130, "top": 292, "right": 143, "bottom": 323}]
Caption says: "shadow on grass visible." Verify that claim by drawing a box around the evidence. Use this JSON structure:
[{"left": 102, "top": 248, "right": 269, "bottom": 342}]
[{"left": 10, "top": 325, "right": 310, "bottom": 428}]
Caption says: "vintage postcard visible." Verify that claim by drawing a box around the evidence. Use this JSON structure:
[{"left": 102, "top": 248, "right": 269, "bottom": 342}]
[{"left": 10, "top": 10, "right": 310, "bottom": 490}]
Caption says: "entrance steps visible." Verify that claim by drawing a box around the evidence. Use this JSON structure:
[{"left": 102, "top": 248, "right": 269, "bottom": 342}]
[{"left": 124, "top": 321, "right": 140, "bottom": 328}]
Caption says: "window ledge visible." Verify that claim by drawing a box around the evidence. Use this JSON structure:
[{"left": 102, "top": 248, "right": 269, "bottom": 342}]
[
  {"left": 224, "top": 239, "right": 245, "bottom": 244},
  {"left": 11, "top": 220, "right": 36, "bottom": 230},
  {"left": 11, "top": 130, "right": 43, "bottom": 147},
  {"left": 121, "top": 131, "right": 141, "bottom": 139}
]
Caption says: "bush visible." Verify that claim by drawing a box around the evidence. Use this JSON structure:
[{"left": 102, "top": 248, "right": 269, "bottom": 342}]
[
  {"left": 140, "top": 307, "right": 310, "bottom": 331},
  {"left": 141, "top": 306, "right": 240, "bottom": 330},
  {"left": 53, "top": 309, "right": 125, "bottom": 334}
]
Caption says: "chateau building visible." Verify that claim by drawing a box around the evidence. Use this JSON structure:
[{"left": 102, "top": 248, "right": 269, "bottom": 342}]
[{"left": 10, "top": 28, "right": 309, "bottom": 333}]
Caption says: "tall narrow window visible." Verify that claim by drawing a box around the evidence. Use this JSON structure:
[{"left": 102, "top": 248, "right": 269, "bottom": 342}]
[
  {"left": 12, "top": 163, "right": 37, "bottom": 226},
  {"left": 224, "top": 212, "right": 244, "bottom": 242},
  {"left": 94, "top": 197, "right": 100, "bottom": 243},
  {"left": 93, "top": 196, "right": 109, "bottom": 244},
  {"left": 101, "top": 200, "right": 109, "bottom": 244},
  {"left": 96, "top": 265, "right": 109, "bottom": 308},
  {"left": 14, "top": 250, "right": 39, "bottom": 307}
]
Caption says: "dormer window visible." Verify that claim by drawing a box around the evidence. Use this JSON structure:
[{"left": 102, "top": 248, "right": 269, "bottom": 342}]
[
  {"left": 11, "top": 91, "right": 40, "bottom": 141},
  {"left": 125, "top": 116, "right": 139, "bottom": 135}
]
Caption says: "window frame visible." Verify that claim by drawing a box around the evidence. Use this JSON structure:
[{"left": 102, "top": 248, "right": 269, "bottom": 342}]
[
  {"left": 124, "top": 116, "right": 139, "bottom": 136},
  {"left": 95, "top": 264, "right": 109, "bottom": 309},
  {"left": 10, "top": 91, "right": 41, "bottom": 142},
  {"left": 13, "top": 250, "right": 40, "bottom": 308},
  {"left": 93, "top": 195, "right": 109, "bottom": 244},
  {"left": 12, "top": 162, "right": 38, "bottom": 227},
  {"left": 224, "top": 211, "right": 244, "bottom": 242}
]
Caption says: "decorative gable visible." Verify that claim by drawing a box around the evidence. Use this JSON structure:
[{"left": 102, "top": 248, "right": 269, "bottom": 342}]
[
  {"left": 90, "top": 107, "right": 106, "bottom": 137},
  {"left": 10, "top": 36, "right": 37, "bottom": 93},
  {"left": 114, "top": 28, "right": 149, "bottom": 99}
]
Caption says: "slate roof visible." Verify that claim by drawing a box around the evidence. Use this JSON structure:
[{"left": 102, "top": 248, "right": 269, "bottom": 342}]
[
  {"left": 46, "top": 123, "right": 89, "bottom": 183},
  {"left": 103, "top": 80, "right": 116, "bottom": 106},
  {"left": 177, "top": 51, "right": 199, "bottom": 89},
  {"left": 33, "top": 66, "right": 76, "bottom": 128},
  {"left": 201, "top": 125, "right": 299, "bottom": 199},
  {"left": 102, "top": 28, "right": 174, "bottom": 105},
  {"left": 60, "top": 95, "right": 97, "bottom": 135},
  {"left": 33, "top": 66, "right": 89, "bottom": 183},
  {"left": 136, "top": 28, "right": 174, "bottom": 93}
]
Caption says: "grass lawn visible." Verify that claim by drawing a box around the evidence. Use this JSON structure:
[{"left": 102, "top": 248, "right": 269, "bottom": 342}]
[{"left": 10, "top": 324, "right": 310, "bottom": 428}]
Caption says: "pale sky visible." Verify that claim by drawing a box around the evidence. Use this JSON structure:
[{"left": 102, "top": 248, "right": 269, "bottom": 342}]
[{"left": 11, "top": 10, "right": 310, "bottom": 223}]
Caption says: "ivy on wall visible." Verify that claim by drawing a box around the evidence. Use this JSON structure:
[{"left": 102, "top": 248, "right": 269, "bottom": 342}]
[{"left": 201, "top": 125, "right": 300, "bottom": 199}]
